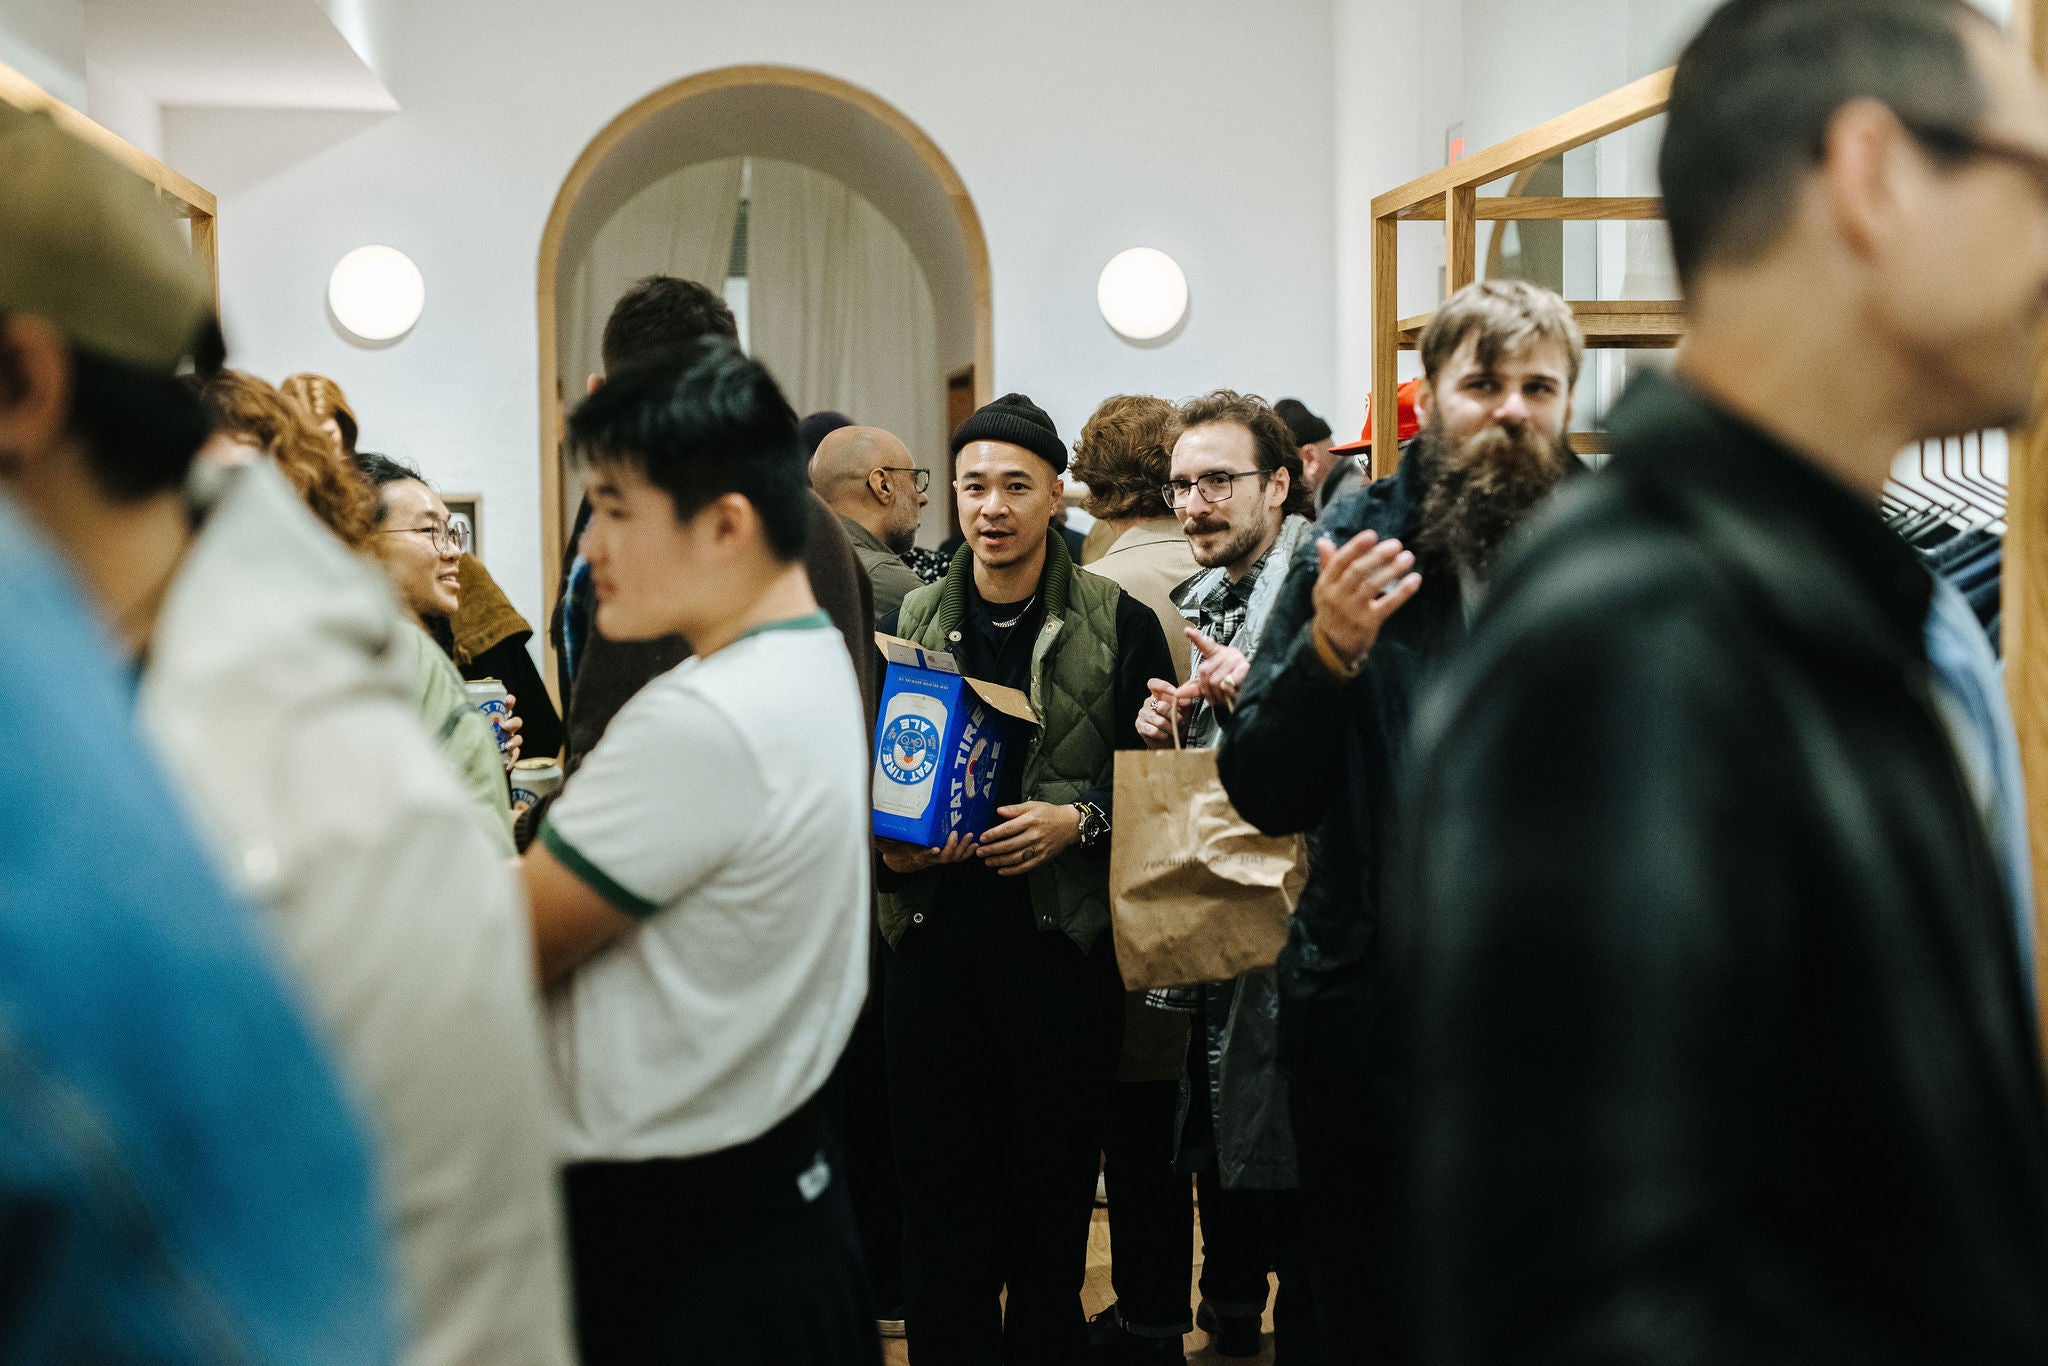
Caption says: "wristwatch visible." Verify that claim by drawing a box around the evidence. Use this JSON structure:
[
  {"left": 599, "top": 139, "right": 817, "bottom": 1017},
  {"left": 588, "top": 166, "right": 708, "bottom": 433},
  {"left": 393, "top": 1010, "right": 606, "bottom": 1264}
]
[{"left": 1073, "top": 801, "right": 1110, "bottom": 849}]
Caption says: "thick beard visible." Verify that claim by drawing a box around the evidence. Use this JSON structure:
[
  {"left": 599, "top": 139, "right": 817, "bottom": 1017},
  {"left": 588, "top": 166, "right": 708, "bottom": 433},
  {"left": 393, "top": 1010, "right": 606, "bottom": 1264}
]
[{"left": 1412, "top": 421, "right": 1574, "bottom": 582}]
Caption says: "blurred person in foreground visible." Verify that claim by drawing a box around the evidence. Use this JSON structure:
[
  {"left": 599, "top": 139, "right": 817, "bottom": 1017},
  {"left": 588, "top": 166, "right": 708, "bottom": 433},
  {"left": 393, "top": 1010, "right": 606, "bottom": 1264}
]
[
  {"left": 355, "top": 449, "right": 524, "bottom": 853},
  {"left": 284, "top": 369, "right": 565, "bottom": 757},
  {"left": 0, "top": 111, "right": 571, "bottom": 1366},
  {"left": 1217, "top": 278, "right": 1583, "bottom": 1363},
  {"left": 1389, "top": 0, "right": 2048, "bottom": 1360},
  {"left": 0, "top": 121, "right": 391, "bottom": 1354},
  {"left": 523, "top": 337, "right": 877, "bottom": 1364}
]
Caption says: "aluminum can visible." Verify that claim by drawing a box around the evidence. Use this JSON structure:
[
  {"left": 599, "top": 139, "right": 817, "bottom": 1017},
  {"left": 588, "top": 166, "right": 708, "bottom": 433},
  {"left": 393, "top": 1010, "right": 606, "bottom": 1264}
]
[
  {"left": 463, "top": 677, "right": 512, "bottom": 753},
  {"left": 510, "top": 757, "right": 564, "bottom": 811}
]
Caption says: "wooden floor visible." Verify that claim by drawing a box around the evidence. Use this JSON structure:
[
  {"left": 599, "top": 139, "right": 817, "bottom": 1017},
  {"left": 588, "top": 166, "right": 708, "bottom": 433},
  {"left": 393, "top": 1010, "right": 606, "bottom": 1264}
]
[{"left": 880, "top": 1203, "right": 1279, "bottom": 1364}]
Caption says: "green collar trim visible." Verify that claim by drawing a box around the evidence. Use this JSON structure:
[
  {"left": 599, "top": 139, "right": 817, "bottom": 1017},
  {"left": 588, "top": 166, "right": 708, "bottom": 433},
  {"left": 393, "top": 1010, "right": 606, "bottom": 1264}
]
[
  {"left": 539, "top": 822, "right": 660, "bottom": 919},
  {"left": 735, "top": 610, "right": 832, "bottom": 642}
]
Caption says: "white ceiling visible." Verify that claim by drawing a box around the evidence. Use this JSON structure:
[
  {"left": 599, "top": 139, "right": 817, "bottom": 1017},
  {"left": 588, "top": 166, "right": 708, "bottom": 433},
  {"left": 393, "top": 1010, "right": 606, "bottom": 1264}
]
[{"left": 83, "top": 0, "right": 394, "bottom": 110}]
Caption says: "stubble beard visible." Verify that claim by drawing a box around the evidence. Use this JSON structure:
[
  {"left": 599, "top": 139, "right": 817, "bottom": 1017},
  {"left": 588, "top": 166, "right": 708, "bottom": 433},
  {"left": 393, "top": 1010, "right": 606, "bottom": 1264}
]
[
  {"left": 1187, "top": 515, "right": 1269, "bottom": 572},
  {"left": 1413, "top": 420, "right": 1575, "bottom": 582}
]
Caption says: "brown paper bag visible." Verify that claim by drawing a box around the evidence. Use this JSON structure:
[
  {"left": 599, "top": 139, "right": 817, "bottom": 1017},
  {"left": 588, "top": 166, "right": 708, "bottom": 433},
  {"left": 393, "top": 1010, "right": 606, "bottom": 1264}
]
[{"left": 1109, "top": 742, "right": 1307, "bottom": 990}]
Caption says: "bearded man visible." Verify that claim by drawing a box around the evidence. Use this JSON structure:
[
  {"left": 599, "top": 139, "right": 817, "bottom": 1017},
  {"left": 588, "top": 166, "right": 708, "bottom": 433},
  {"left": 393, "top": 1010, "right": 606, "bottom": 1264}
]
[{"left": 1215, "top": 278, "right": 1582, "bottom": 1363}]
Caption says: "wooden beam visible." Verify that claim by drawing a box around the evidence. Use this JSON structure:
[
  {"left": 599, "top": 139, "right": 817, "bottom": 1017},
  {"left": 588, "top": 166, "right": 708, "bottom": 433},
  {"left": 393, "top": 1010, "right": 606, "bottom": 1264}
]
[
  {"left": 1446, "top": 186, "right": 1476, "bottom": 299},
  {"left": 0, "top": 60, "right": 215, "bottom": 218},
  {"left": 189, "top": 214, "right": 220, "bottom": 314},
  {"left": 2010, "top": 0, "right": 2048, "bottom": 1048},
  {"left": 1373, "top": 67, "right": 1672, "bottom": 219},
  {"left": 1398, "top": 299, "right": 1686, "bottom": 350},
  {"left": 1373, "top": 216, "right": 1400, "bottom": 471},
  {"left": 1478, "top": 196, "right": 1663, "bottom": 221},
  {"left": 1401, "top": 196, "right": 1664, "bottom": 222},
  {"left": 1567, "top": 431, "right": 1610, "bottom": 456}
]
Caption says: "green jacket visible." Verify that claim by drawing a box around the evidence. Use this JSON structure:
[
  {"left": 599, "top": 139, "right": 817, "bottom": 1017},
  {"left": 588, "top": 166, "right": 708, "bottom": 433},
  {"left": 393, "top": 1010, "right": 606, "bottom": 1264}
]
[{"left": 881, "top": 533, "right": 1123, "bottom": 950}]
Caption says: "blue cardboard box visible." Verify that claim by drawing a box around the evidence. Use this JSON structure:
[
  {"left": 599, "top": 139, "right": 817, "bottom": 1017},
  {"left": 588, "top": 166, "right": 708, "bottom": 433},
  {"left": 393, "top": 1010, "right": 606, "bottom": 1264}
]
[{"left": 872, "top": 634, "right": 1037, "bottom": 847}]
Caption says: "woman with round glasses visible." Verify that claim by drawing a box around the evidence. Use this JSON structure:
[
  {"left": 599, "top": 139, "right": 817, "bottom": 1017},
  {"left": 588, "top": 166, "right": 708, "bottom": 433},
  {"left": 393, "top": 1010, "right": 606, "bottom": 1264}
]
[{"left": 356, "top": 450, "right": 521, "bottom": 855}]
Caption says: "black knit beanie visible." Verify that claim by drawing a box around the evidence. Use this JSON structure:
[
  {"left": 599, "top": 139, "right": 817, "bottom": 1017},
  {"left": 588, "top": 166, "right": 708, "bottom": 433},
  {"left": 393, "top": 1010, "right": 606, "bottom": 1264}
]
[
  {"left": 1274, "top": 398, "right": 1332, "bottom": 447},
  {"left": 950, "top": 392, "right": 1067, "bottom": 474}
]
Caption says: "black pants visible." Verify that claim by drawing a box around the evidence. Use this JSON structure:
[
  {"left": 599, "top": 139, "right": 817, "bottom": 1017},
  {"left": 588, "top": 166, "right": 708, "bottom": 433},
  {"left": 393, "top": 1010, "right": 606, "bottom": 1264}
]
[
  {"left": 1283, "top": 990, "right": 1389, "bottom": 1366},
  {"left": 884, "top": 902, "right": 1125, "bottom": 1365},
  {"left": 565, "top": 1097, "right": 880, "bottom": 1366},
  {"left": 834, "top": 962, "right": 904, "bottom": 1312}
]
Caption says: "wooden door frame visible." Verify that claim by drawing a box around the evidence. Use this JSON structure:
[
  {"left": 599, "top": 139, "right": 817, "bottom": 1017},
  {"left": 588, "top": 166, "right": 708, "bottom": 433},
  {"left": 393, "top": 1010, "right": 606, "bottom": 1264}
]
[
  {"left": 534, "top": 65, "right": 994, "bottom": 692},
  {"left": 0, "top": 61, "right": 218, "bottom": 308}
]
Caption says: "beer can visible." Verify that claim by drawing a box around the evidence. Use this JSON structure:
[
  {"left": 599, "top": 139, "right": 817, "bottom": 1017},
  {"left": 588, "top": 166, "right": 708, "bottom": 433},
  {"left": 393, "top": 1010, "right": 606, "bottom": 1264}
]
[
  {"left": 510, "top": 757, "right": 564, "bottom": 811},
  {"left": 463, "top": 677, "right": 512, "bottom": 753}
]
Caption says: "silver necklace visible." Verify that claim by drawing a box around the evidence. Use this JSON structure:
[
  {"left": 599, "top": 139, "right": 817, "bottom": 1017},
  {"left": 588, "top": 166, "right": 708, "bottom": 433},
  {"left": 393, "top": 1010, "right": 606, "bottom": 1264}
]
[{"left": 990, "top": 594, "right": 1037, "bottom": 630}]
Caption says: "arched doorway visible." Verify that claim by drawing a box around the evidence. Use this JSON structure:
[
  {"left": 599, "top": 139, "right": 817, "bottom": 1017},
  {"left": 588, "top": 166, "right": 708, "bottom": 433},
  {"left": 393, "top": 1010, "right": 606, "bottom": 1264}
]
[{"left": 534, "top": 64, "right": 993, "bottom": 643}]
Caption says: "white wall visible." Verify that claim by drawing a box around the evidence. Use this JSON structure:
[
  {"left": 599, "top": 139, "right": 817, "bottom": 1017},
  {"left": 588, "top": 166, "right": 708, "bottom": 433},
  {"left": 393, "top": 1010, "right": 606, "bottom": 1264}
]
[
  {"left": 174, "top": 0, "right": 1339, "bottom": 632},
  {"left": 0, "top": 0, "right": 87, "bottom": 109},
  {"left": 1331, "top": 0, "right": 1719, "bottom": 432}
]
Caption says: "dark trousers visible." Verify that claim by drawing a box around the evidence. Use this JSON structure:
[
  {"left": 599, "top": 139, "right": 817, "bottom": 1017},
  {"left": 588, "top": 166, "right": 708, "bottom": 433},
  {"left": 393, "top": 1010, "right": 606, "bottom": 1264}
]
[
  {"left": 836, "top": 967, "right": 904, "bottom": 1312},
  {"left": 565, "top": 1097, "right": 880, "bottom": 1366},
  {"left": 884, "top": 903, "right": 1125, "bottom": 1365},
  {"left": 1283, "top": 991, "right": 1388, "bottom": 1366}
]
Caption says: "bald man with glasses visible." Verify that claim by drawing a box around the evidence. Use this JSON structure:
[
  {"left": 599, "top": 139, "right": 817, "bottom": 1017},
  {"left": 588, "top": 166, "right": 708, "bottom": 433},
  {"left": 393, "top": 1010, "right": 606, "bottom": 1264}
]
[{"left": 812, "top": 426, "right": 931, "bottom": 623}]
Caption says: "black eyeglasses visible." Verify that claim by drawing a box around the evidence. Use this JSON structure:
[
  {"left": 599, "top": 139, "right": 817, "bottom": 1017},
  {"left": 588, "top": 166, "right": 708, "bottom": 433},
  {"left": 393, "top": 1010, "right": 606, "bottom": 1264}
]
[
  {"left": 1162, "top": 470, "right": 1269, "bottom": 510},
  {"left": 377, "top": 521, "right": 469, "bottom": 555},
  {"left": 876, "top": 466, "right": 932, "bottom": 493},
  {"left": 1899, "top": 118, "right": 2048, "bottom": 201}
]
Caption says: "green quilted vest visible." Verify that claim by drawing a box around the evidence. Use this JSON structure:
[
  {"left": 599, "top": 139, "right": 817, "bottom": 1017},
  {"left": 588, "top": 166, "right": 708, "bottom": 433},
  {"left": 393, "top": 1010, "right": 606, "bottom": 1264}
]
[{"left": 880, "top": 533, "right": 1122, "bottom": 950}]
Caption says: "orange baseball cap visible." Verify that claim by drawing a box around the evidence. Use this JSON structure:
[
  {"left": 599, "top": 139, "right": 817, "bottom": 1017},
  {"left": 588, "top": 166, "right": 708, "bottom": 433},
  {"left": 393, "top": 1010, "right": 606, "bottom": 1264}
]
[{"left": 1331, "top": 377, "right": 1424, "bottom": 454}]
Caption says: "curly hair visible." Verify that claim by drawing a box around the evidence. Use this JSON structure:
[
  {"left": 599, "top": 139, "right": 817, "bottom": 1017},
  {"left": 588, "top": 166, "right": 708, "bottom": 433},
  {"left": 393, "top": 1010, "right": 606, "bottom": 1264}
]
[
  {"left": 1071, "top": 394, "right": 1176, "bottom": 521},
  {"left": 1172, "top": 390, "right": 1316, "bottom": 521},
  {"left": 279, "top": 372, "right": 360, "bottom": 453},
  {"left": 196, "top": 370, "right": 378, "bottom": 549}
]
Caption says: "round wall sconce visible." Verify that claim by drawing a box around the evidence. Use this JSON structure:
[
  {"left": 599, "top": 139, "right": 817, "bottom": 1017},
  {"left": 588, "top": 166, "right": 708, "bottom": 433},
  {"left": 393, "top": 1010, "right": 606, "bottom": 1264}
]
[
  {"left": 1097, "top": 247, "right": 1188, "bottom": 343},
  {"left": 328, "top": 245, "right": 425, "bottom": 343}
]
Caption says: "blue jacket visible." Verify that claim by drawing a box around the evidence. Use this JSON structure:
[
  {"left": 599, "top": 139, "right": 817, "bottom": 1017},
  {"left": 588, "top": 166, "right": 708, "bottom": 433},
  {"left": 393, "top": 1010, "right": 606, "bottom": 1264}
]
[{"left": 0, "top": 503, "right": 395, "bottom": 1362}]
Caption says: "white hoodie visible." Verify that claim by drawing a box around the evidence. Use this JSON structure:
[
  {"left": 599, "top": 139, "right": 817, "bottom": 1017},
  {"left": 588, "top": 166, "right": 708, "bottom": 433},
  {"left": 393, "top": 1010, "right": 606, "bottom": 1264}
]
[{"left": 138, "top": 463, "right": 571, "bottom": 1366}]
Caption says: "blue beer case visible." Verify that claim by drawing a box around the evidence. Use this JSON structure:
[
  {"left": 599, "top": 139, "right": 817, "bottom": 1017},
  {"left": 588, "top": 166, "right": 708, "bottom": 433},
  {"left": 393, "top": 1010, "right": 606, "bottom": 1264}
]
[{"left": 872, "top": 634, "right": 1038, "bottom": 847}]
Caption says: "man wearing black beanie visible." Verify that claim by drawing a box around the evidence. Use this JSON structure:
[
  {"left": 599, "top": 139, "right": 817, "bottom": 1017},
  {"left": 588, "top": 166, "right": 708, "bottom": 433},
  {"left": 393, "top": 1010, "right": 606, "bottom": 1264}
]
[{"left": 877, "top": 393, "right": 1173, "bottom": 1364}]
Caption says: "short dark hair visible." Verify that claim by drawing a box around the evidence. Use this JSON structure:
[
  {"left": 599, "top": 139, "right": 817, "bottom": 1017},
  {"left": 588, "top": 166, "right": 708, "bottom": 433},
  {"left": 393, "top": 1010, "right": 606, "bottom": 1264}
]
[
  {"left": 1172, "top": 390, "right": 1315, "bottom": 520},
  {"left": 599, "top": 276, "right": 739, "bottom": 374},
  {"left": 351, "top": 450, "right": 424, "bottom": 526},
  {"left": 568, "top": 336, "right": 810, "bottom": 563},
  {"left": 12, "top": 315, "right": 221, "bottom": 502},
  {"left": 1662, "top": 0, "right": 1988, "bottom": 292}
]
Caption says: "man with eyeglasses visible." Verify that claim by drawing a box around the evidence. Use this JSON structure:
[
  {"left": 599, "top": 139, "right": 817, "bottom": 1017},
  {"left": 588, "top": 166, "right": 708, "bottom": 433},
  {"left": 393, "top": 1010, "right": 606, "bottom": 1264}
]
[
  {"left": 1086, "top": 391, "right": 1319, "bottom": 1366},
  {"left": 1383, "top": 1, "right": 2048, "bottom": 1361},
  {"left": 811, "top": 424, "right": 931, "bottom": 622}
]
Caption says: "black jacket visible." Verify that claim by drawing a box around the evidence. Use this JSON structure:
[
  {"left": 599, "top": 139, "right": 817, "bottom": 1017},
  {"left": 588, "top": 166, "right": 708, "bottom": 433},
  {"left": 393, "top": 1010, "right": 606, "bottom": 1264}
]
[
  {"left": 1390, "top": 373, "right": 2048, "bottom": 1363},
  {"left": 1217, "top": 438, "right": 1465, "bottom": 1071}
]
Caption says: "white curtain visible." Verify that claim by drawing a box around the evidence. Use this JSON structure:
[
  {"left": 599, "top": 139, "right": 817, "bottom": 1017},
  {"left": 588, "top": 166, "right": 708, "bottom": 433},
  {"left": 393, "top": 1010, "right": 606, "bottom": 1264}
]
[
  {"left": 558, "top": 156, "right": 745, "bottom": 421},
  {"left": 746, "top": 158, "right": 946, "bottom": 545}
]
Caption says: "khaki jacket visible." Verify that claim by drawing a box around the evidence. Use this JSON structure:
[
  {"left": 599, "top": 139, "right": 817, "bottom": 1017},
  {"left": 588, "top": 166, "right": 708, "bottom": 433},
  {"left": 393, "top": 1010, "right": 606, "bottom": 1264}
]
[{"left": 1087, "top": 518, "right": 1202, "bottom": 686}]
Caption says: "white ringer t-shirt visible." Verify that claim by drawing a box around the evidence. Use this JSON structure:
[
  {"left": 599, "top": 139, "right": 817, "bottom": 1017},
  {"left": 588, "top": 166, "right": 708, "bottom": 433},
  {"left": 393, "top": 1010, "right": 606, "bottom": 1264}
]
[{"left": 539, "top": 612, "right": 870, "bottom": 1163}]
